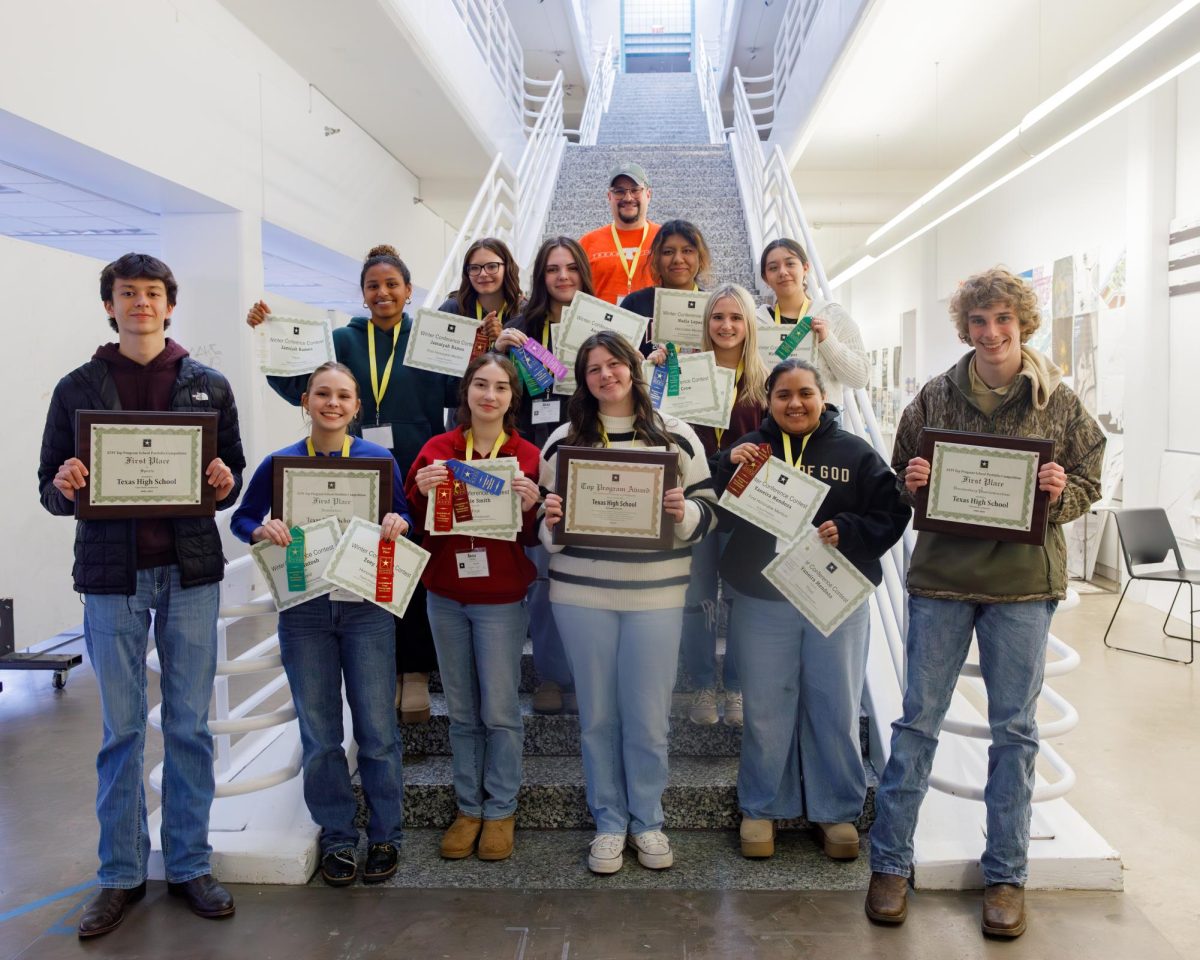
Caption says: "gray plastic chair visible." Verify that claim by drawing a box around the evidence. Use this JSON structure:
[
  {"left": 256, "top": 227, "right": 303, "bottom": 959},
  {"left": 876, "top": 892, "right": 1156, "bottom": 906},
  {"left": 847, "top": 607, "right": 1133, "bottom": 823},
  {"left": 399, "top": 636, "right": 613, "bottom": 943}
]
[{"left": 1103, "top": 508, "right": 1200, "bottom": 665}]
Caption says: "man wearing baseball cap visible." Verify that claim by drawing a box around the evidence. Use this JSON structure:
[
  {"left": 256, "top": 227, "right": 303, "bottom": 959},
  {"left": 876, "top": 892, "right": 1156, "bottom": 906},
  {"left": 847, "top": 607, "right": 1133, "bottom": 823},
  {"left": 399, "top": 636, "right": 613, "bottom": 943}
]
[{"left": 578, "top": 162, "right": 660, "bottom": 304}]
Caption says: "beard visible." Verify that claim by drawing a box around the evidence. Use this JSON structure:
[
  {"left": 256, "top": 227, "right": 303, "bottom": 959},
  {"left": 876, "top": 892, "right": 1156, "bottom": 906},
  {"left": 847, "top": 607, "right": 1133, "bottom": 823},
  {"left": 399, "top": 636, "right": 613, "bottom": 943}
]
[{"left": 617, "top": 205, "right": 642, "bottom": 225}]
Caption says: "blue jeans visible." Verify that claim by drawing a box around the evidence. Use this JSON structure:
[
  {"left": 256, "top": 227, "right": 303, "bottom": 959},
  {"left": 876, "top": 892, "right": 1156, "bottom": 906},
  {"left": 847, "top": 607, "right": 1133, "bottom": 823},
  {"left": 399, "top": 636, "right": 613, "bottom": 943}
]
[
  {"left": 870, "top": 596, "right": 1057, "bottom": 886},
  {"left": 727, "top": 584, "right": 869, "bottom": 823},
  {"left": 83, "top": 566, "right": 219, "bottom": 888},
  {"left": 553, "top": 603, "right": 682, "bottom": 835},
  {"left": 278, "top": 595, "right": 404, "bottom": 853},
  {"left": 427, "top": 592, "right": 527, "bottom": 819},
  {"left": 527, "top": 545, "right": 572, "bottom": 686},
  {"left": 681, "top": 532, "right": 737, "bottom": 691}
]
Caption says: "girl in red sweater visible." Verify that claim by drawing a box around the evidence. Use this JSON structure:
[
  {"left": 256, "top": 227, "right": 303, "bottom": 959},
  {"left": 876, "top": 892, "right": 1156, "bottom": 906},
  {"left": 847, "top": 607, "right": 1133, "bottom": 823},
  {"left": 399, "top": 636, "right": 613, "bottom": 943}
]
[{"left": 405, "top": 353, "right": 542, "bottom": 862}]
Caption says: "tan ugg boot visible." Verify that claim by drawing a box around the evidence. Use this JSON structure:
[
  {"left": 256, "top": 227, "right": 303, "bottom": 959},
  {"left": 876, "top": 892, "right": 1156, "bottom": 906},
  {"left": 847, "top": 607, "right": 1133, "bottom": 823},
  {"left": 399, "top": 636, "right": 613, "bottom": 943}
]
[
  {"left": 477, "top": 816, "right": 516, "bottom": 861},
  {"left": 440, "top": 813, "right": 483, "bottom": 859}
]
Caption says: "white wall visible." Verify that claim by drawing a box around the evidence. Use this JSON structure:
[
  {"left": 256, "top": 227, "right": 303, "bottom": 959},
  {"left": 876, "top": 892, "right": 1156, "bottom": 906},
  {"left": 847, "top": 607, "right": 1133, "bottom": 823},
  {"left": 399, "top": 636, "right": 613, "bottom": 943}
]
[{"left": 840, "top": 68, "right": 1200, "bottom": 607}]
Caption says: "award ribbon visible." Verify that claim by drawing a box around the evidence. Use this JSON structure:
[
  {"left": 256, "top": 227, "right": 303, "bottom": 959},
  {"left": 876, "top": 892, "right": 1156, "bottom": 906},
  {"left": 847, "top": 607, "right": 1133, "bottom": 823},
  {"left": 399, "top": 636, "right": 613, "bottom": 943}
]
[
  {"left": 665, "top": 343, "right": 681, "bottom": 397},
  {"left": 649, "top": 362, "right": 668, "bottom": 408},
  {"left": 774, "top": 316, "right": 813, "bottom": 360},
  {"left": 285, "top": 526, "right": 306, "bottom": 591},
  {"left": 367, "top": 321, "right": 402, "bottom": 425},
  {"left": 433, "top": 481, "right": 455, "bottom": 532},
  {"left": 725, "top": 443, "right": 772, "bottom": 498},
  {"left": 511, "top": 349, "right": 545, "bottom": 398},
  {"left": 445, "top": 459, "right": 506, "bottom": 497},
  {"left": 475, "top": 302, "right": 505, "bottom": 347},
  {"left": 452, "top": 480, "right": 474, "bottom": 523},
  {"left": 469, "top": 323, "right": 492, "bottom": 362},
  {"left": 512, "top": 347, "right": 555, "bottom": 396},
  {"left": 522, "top": 338, "right": 568, "bottom": 380},
  {"left": 375, "top": 537, "right": 395, "bottom": 603}
]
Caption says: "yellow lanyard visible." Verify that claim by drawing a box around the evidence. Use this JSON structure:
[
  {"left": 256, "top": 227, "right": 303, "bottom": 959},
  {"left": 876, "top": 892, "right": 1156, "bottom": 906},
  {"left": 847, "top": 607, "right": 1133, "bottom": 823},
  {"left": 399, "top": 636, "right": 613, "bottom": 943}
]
[
  {"left": 599, "top": 425, "right": 611, "bottom": 448},
  {"left": 465, "top": 429, "right": 506, "bottom": 460},
  {"left": 541, "top": 321, "right": 551, "bottom": 348},
  {"left": 610, "top": 222, "right": 650, "bottom": 292},
  {"left": 367, "top": 320, "right": 402, "bottom": 418},
  {"left": 774, "top": 299, "right": 810, "bottom": 324},
  {"left": 780, "top": 431, "right": 811, "bottom": 468},
  {"left": 306, "top": 436, "right": 352, "bottom": 457},
  {"left": 475, "top": 302, "right": 505, "bottom": 324},
  {"left": 714, "top": 359, "right": 744, "bottom": 449}
]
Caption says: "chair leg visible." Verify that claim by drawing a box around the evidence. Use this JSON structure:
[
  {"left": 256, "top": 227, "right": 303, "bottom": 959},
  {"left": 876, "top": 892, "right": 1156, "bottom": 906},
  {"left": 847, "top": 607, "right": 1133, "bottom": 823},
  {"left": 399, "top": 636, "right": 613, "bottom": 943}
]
[
  {"left": 1161, "top": 583, "right": 1199, "bottom": 652},
  {"left": 1104, "top": 580, "right": 1195, "bottom": 665}
]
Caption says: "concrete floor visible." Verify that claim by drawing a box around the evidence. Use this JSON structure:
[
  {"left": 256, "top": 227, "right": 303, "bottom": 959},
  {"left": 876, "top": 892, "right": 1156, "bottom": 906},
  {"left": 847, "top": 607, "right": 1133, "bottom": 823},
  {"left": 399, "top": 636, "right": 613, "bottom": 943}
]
[{"left": 1, "top": 588, "right": 1196, "bottom": 960}]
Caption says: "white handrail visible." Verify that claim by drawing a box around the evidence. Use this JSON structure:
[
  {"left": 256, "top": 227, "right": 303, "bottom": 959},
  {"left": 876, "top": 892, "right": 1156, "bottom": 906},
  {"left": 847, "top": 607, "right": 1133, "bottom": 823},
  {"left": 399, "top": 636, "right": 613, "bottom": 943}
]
[
  {"left": 420, "top": 69, "right": 567, "bottom": 306},
  {"left": 770, "top": 0, "right": 820, "bottom": 129},
  {"left": 694, "top": 34, "right": 725, "bottom": 145},
  {"left": 569, "top": 35, "right": 616, "bottom": 145},
  {"left": 448, "top": 0, "right": 526, "bottom": 128},
  {"left": 725, "top": 64, "right": 1083, "bottom": 806}
]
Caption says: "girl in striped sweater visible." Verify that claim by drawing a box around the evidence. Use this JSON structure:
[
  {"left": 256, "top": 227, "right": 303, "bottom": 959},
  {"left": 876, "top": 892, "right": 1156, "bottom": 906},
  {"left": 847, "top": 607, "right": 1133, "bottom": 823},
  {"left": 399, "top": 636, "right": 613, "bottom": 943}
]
[{"left": 540, "top": 330, "right": 717, "bottom": 875}]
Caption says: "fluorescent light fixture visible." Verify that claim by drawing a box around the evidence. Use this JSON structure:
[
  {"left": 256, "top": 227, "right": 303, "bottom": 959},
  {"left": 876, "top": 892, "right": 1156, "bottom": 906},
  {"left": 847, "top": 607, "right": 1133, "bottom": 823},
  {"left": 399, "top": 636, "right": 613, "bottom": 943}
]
[
  {"left": 846, "top": 47, "right": 1200, "bottom": 286},
  {"left": 865, "top": 0, "right": 1200, "bottom": 249},
  {"left": 11, "top": 228, "right": 150, "bottom": 237}
]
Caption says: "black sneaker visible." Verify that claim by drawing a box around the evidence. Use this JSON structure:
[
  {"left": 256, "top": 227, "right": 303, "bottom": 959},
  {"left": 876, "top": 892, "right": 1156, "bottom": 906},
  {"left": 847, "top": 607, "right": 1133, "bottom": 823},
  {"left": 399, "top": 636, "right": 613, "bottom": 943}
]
[
  {"left": 364, "top": 842, "right": 399, "bottom": 884},
  {"left": 321, "top": 848, "right": 358, "bottom": 887}
]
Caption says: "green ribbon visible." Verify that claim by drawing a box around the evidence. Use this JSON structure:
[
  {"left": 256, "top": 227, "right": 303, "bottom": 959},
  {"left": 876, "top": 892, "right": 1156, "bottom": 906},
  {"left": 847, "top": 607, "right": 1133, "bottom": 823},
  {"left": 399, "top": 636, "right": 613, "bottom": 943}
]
[
  {"left": 775, "top": 316, "right": 813, "bottom": 360},
  {"left": 285, "top": 526, "right": 306, "bottom": 592},
  {"left": 666, "top": 342, "right": 681, "bottom": 397}
]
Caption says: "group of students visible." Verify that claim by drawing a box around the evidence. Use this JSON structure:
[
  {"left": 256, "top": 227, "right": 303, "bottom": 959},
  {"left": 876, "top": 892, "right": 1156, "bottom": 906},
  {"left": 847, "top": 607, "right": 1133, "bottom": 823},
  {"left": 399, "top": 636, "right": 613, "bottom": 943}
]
[{"left": 39, "top": 158, "right": 1103, "bottom": 943}]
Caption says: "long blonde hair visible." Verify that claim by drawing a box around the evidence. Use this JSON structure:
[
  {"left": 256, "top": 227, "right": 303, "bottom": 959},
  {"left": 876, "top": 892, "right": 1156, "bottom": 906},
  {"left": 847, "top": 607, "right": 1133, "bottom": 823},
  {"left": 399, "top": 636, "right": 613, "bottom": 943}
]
[{"left": 701, "top": 283, "right": 767, "bottom": 408}]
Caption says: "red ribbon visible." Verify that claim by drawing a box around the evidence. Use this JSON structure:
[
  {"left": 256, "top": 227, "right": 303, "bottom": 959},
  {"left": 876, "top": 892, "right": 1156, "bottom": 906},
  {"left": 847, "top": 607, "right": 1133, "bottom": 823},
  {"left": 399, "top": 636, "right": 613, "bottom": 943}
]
[
  {"left": 375, "top": 538, "right": 395, "bottom": 603},
  {"left": 726, "top": 443, "right": 773, "bottom": 498}
]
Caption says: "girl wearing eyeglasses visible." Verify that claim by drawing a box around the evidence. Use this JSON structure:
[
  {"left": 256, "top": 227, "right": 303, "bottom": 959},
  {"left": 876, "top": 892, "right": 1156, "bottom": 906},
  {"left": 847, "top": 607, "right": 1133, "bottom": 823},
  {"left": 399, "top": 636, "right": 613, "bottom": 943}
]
[{"left": 438, "top": 238, "right": 526, "bottom": 347}]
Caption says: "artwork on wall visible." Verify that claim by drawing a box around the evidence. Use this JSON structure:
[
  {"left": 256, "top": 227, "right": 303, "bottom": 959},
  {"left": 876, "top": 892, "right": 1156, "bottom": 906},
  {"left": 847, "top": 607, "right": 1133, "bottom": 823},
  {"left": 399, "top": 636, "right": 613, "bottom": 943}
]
[
  {"left": 1052, "top": 256, "right": 1074, "bottom": 322},
  {"left": 1074, "top": 249, "right": 1100, "bottom": 314},
  {"left": 1052, "top": 315, "right": 1074, "bottom": 377},
  {"left": 1073, "top": 312, "right": 1098, "bottom": 415}
]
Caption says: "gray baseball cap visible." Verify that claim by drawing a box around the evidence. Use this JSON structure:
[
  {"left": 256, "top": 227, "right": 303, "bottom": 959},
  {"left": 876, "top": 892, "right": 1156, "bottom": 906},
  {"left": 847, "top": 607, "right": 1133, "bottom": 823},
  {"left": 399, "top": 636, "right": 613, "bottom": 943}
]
[{"left": 608, "top": 162, "right": 649, "bottom": 188}]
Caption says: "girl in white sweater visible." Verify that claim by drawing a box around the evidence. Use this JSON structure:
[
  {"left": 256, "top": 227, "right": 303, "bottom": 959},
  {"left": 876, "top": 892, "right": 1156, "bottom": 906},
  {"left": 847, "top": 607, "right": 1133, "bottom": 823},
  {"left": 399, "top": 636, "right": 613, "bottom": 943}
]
[{"left": 540, "top": 330, "right": 716, "bottom": 875}]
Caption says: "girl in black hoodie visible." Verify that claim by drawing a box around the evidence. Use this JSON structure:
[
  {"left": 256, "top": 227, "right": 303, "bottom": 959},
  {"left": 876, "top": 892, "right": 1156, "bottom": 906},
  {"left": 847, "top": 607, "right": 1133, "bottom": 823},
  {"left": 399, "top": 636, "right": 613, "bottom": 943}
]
[{"left": 714, "top": 359, "right": 909, "bottom": 862}]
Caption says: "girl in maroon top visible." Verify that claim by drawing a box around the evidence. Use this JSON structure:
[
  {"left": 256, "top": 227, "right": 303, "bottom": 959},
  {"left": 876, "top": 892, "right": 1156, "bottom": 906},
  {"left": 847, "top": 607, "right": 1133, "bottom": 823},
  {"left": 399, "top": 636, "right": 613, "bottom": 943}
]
[
  {"left": 682, "top": 283, "right": 770, "bottom": 727},
  {"left": 405, "top": 353, "right": 541, "bottom": 863}
]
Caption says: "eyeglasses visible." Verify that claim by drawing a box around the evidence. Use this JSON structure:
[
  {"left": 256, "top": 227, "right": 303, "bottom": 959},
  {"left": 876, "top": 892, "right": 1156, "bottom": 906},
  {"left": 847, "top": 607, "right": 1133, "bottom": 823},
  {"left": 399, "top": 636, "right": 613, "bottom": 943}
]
[
  {"left": 467, "top": 261, "right": 503, "bottom": 277},
  {"left": 609, "top": 187, "right": 645, "bottom": 199}
]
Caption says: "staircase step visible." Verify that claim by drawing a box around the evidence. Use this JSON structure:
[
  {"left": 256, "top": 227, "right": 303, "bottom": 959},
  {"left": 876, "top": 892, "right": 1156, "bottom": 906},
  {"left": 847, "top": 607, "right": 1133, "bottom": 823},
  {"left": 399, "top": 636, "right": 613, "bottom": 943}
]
[
  {"left": 396, "top": 754, "right": 876, "bottom": 830},
  {"left": 403, "top": 693, "right": 747, "bottom": 758},
  {"left": 319, "top": 828, "right": 872, "bottom": 890}
]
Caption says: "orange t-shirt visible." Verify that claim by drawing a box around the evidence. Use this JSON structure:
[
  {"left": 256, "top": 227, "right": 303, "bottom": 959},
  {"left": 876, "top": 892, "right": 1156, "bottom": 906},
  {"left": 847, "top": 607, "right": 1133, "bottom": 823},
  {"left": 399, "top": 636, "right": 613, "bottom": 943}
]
[{"left": 578, "top": 221, "right": 661, "bottom": 305}]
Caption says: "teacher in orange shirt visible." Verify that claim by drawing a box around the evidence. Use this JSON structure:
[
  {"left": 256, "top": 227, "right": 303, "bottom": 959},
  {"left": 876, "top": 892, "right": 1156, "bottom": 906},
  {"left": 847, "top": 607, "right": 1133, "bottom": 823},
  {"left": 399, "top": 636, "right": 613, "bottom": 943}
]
[{"left": 578, "top": 162, "right": 660, "bottom": 305}]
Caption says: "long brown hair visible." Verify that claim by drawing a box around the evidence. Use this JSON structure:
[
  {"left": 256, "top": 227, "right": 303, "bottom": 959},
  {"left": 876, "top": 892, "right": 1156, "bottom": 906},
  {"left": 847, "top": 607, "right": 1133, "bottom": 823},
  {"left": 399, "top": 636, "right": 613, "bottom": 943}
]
[
  {"left": 566, "top": 330, "right": 674, "bottom": 451},
  {"left": 456, "top": 352, "right": 522, "bottom": 438},
  {"left": 519, "top": 237, "right": 594, "bottom": 341},
  {"left": 453, "top": 237, "right": 523, "bottom": 318}
]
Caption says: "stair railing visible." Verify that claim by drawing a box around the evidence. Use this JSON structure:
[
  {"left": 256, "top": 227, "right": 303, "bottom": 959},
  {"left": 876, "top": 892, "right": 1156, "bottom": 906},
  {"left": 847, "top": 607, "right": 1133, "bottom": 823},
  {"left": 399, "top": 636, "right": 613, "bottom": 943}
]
[
  {"left": 726, "top": 64, "right": 1081, "bottom": 805},
  {"left": 694, "top": 33, "right": 725, "bottom": 145},
  {"left": 421, "top": 71, "right": 567, "bottom": 306},
  {"left": 568, "top": 35, "right": 616, "bottom": 145},
  {"left": 449, "top": 0, "right": 527, "bottom": 128}
]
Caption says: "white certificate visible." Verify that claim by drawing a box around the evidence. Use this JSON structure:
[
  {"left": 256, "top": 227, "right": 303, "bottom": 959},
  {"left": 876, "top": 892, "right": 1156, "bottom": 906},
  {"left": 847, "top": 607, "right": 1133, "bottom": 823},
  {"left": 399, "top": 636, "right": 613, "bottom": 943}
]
[
  {"left": 756, "top": 317, "right": 817, "bottom": 369},
  {"left": 764, "top": 534, "right": 875, "bottom": 636},
  {"left": 641, "top": 352, "right": 726, "bottom": 425},
  {"left": 926, "top": 441, "right": 1040, "bottom": 531},
  {"left": 324, "top": 516, "right": 430, "bottom": 617},
  {"left": 89, "top": 423, "right": 204, "bottom": 507},
  {"left": 718, "top": 456, "right": 829, "bottom": 544},
  {"left": 424, "top": 457, "right": 522, "bottom": 540},
  {"left": 281, "top": 467, "right": 382, "bottom": 528},
  {"left": 250, "top": 517, "right": 341, "bottom": 611},
  {"left": 256, "top": 315, "right": 335, "bottom": 376},
  {"left": 553, "top": 297, "right": 647, "bottom": 396},
  {"left": 402, "top": 308, "right": 484, "bottom": 377},
  {"left": 688, "top": 365, "right": 736, "bottom": 430},
  {"left": 653, "top": 289, "right": 711, "bottom": 349},
  {"left": 563, "top": 457, "right": 665, "bottom": 541}
]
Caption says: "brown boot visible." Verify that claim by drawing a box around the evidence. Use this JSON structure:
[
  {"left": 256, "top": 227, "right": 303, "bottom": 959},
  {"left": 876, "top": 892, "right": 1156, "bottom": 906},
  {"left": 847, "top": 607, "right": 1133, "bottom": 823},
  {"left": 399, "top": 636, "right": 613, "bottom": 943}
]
[
  {"left": 814, "top": 821, "right": 860, "bottom": 860},
  {"left": 982, "top": 883, "right": 1026, "bottom": 938},
  {"left": 864, "top": 871, "right": 908, "bottom": 924},
  {"left": 739, "top": 818, "right": 775, "bottom": 859},
  {"left": 477, "top": 816, "right": 516, "bottom": 861},
  {"left": 440, "top": 813, "right": 483, "bottom": 859},
  {"left": 399, "top": 672, "right": 431, "bottom": 723}
]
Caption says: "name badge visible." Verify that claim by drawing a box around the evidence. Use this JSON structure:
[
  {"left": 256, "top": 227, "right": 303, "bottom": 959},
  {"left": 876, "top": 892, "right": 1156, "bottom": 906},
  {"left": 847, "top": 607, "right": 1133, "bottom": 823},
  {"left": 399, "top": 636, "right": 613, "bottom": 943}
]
[
  {"left": 531, "top": 399, "right": 561, "bottom": 424},
  {"left": 329, "top": 587, "right": 365, "bottom": 603},
  {"left": 362, "top": 424, "right": 393, "bottom": 449},
  {"left": 456, "top": 549, "right": 490, "bottom": 579}
]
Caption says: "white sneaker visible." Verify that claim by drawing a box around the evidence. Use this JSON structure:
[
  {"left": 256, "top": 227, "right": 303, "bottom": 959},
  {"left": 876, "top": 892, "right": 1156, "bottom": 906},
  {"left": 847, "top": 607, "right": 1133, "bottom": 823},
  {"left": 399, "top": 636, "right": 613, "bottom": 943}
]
[
  {"left": 628, "top": 830, "right": 673, "bottom": 869},
  {"left": 587, "top": 833, "right": 626, "bottom": 874},
  {"left": 689, "top": 688, "right": 718, "bottom": 725},
  {"left": 723, "top": 690, "right": 743, "bottom": 727}
]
